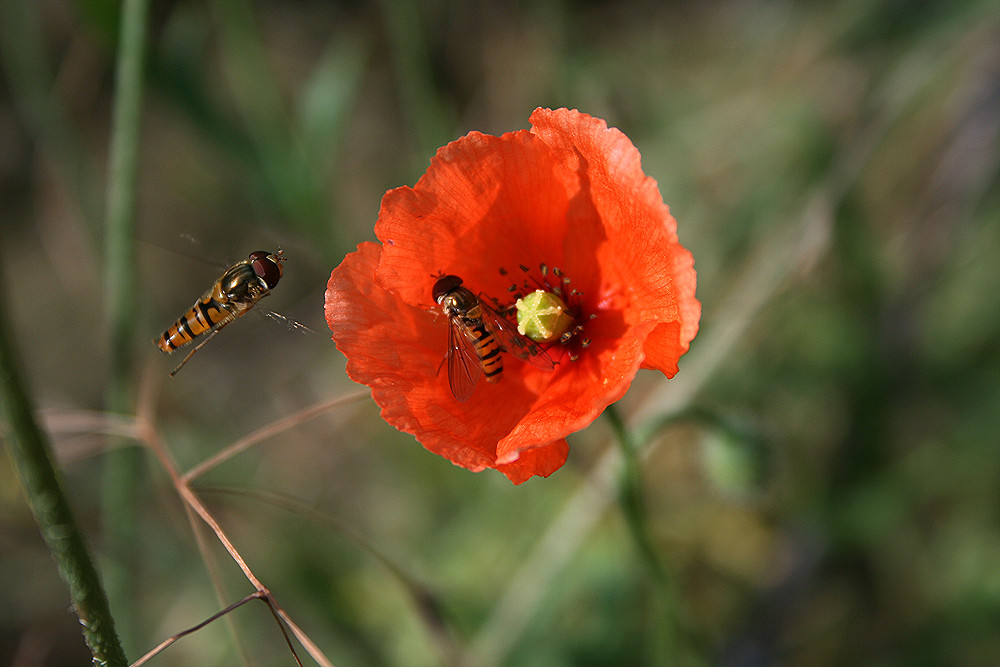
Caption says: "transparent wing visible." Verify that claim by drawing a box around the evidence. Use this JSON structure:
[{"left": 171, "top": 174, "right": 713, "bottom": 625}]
[
  {"left": 446, "top": 320, "right": 484, "bottom": 401},
  {"left": 262, "top": 309, "right": 318, "bottom": 335},
  {"left": 480, "top": 300, "right": 556, "bottom": 371}
]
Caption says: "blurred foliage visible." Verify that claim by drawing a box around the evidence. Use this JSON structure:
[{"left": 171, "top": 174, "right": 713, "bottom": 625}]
[{"left": 2, "top": 0, "right": 1000, "bottom": 665}]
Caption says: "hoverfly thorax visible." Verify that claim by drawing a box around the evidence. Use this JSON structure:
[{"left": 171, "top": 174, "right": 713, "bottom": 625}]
[
  {"left": 433, "top": 275, "right": 482, "bottom": 321},
  {"left": 220, "top": 250, "right": 284, "bottom": 302}
]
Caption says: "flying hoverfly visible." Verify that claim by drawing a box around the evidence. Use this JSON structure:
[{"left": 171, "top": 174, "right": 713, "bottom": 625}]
[
  {"left": 156, "top": 249, "right": 285, "bottom": 376},
  {"left": 433, "top": 274, "right": 554, "bottom": 401}
]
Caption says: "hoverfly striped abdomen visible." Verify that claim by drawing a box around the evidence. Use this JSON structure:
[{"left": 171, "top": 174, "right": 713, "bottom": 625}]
[
  {"left": 156, "top": 250, "right": 285, "bottom": 375},
  {"left": 462, "top": 318, "right": 503, "bottom": 382},
  {"left": 156, "top": 297, "right": 230, "bottom": 353}
]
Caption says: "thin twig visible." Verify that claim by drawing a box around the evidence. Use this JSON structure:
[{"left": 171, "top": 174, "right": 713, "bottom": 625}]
[
  {"left": 205, "top": 485, "right": 460, "bottom": 666},
  {"left": 136, "top": 406, "right": 337, "bottom": 666},
  {"left": 276, "top": 610, "right": 337, "bottom": 667},
  {"left": 142, "top": 418, "right": 266, "bottom": 588},
  {"left": 130, "top": 592, "right": 264, "bottom": 667},
  {"left": 181, "top": 499, "right": 256, "bottom": 667},
  {"left": 263, "top": 599, "right": 307, "bottom": 667},
  {"left": 183, "top": 390, "right": 368, "bottom": 481},
  {"left": 129, "top": 589, "right": 307, "bottom": 667}
]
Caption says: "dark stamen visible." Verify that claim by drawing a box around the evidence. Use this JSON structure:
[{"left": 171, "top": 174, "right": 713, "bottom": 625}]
[{"left": 498, "top": 261, "right": 595, "bottom": 363}]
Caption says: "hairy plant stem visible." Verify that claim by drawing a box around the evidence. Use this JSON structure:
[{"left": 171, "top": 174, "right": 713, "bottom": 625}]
[{"left": 0, "top": 274, "right": 128, "bottom": 666}]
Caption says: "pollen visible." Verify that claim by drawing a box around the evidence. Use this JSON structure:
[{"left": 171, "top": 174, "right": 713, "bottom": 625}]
[{"left": 516, "top": 290, "right": 574, "bottom": 343}]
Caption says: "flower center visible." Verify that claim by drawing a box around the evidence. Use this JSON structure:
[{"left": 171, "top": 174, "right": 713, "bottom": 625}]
[
  {"left": 515, "top": 290, "right": 573, "bottom": 343},
  {"left": 498, "top": 263, "right": 594, "bottom": 362}
]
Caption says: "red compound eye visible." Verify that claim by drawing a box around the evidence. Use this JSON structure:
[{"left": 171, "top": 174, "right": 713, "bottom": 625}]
[
  {"left": 432, "top": 274, "right": 463, "bottom": 303},
  {"left": 250, "top": 251, "right": 282, "bottom": 289}
]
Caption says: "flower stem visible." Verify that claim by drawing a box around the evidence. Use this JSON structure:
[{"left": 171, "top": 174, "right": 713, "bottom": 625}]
[
  {"left": 0, "top": 273, "right": 128, "bottom": 666},
  {"left": 102, "top": 0, "right": 150, "bottom": 648},
  {"left": 605, "top": 403, "right": 690, "bottom": 664}
]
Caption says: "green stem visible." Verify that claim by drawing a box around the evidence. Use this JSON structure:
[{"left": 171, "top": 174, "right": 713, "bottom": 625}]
[
  {"left": 605, "top": 403, "right": 690, "bottom": 665},
  {"left": 102, "top": 0, "right": 150, "bottom": 649},
  {"left": 105, "top": 0, "right": 147, "bottom": 371},
  {"left": 0, "top": 268, "right": 128, "bottom": 666},
  {"left": 605, "top": 404, "right": 667, "bottom": 579}
]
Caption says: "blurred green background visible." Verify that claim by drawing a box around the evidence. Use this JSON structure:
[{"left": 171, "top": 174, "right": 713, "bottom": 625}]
[{"left": 2, "top": 0, "right": 1000, "bottom": 665}]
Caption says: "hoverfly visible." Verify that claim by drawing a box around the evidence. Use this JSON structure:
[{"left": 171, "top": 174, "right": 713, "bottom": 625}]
[
  {"left": 433, "top": 274, "right": 554, "bottom": 401},
  {"left": 156, "top": 249, "right": 285, "bottom": 376}
]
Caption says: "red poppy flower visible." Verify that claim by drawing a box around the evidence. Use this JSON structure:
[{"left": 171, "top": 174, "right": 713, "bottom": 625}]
[{"left": 325, "top": 108, "right": 699, "bottom": 484}]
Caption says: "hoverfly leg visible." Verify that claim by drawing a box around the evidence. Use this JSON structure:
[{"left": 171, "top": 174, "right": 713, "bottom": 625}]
[{"left": 169, "top": 328, "right": 222, "bottom": 377}]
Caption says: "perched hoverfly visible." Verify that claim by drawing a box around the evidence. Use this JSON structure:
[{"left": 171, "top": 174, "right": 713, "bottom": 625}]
[
  {"left": 433, "top": 274, "right": 554, "bottom": 401},
  {"left": 156, "top": 249, "right": 285, "bottom": 376}
]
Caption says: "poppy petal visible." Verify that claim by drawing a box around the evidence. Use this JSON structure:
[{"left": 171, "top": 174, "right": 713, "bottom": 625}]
[
  {"left": 530, "top": 107, "right": 701, "bottom": 374},
  {"left": 374, "top": 130, "right": 582, "bottom": 307},
  {"left": 496, "top": 439, "right": 569, "bottom": 484}
]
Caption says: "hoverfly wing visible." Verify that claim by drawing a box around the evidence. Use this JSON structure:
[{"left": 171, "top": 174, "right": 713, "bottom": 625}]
[
  {"left": 262, "top": 309, "right": 318, "bottom": 336},
  {"left": 480, "top": 300, "right": 556, "bottom": 371},
  {"left": 446, "top": 321, "right": 484, "bottom": 401}
]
